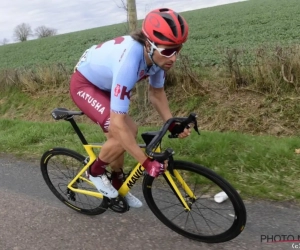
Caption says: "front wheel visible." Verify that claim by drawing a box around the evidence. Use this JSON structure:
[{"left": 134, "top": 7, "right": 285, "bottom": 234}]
[
  {"left": 142, "top": 160, "right": 246, "bottom": 243},
  {"left": 40, "top": 148, "right": 108, "bottom": 215}
]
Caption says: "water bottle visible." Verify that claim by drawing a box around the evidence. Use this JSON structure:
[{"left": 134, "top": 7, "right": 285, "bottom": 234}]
[{"left": 214, "top": 191, "right": 228, "bottom": 203}]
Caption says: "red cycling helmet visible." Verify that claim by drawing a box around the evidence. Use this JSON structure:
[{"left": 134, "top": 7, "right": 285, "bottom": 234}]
[{"left": 142, "top": 8, "right": 189, "bottom": 45}]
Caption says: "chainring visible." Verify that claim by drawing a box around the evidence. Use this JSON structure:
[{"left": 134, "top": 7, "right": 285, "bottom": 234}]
[{"left": 108, "top": 195, "right": 129, "bottom": 213}]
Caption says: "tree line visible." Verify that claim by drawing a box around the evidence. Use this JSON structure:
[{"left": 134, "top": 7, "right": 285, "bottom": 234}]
[
  {"left": 1, "top": 0, "right": 141, "bottom": 45},
  {"left": 1, "top": 23, "right": 57, "bottom": 45}
]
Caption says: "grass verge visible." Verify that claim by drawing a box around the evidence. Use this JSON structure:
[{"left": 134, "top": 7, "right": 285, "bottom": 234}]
[{"left": 1, "top": 118, "right": 300, "bottom": 202}]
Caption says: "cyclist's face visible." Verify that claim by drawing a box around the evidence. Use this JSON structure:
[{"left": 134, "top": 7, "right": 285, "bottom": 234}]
[{"left": 148, "top": 42, "right": 182, "bottom": 71}]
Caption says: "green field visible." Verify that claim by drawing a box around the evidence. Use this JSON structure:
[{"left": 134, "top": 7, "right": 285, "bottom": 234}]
[{"left": 1, "top": 0, "right": 299, "bottom": 70}]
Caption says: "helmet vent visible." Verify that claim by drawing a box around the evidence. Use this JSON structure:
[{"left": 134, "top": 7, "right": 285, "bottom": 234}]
[
  {"left": 159, "top": 8, "right": 170, "bottom": 12},
  {"left": 177, "top": 15, "right": 185, "bottom": 36},
  {"left": 158, "top": 15, "right": 177, "bottom": 37},
  {"left": 153, "top": 31, "right": 174, "bottom": 43}
]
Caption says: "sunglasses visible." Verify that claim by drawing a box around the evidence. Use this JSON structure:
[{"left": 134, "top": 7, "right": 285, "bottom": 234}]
[{"left": 148, "top": 40, "right": 183, "bottom": 58}]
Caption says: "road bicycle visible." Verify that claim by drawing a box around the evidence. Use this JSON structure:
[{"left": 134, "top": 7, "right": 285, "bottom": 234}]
[{"left": 40, "top": 107, "right": 247, "bottom": 243}]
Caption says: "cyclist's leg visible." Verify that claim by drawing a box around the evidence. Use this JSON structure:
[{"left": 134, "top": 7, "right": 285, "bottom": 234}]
[
  {"left": 70, "top": 71, "right": 121, "bottom": 198},
  {"left": 105, "top": 115, "right": 138, "bottom": 193},
  {"left": 95, "top": 115, "right": 142, "bottom": 207},
  {"left": 105, "top": 114, "right": 138, "bottom": 172},
  {"left": 104, "top": 116, "right": 142, "bottom": 207}
]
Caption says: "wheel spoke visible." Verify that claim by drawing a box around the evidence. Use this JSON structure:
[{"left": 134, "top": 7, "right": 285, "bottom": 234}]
[
  {"left": 194, "top": 202, "right": 235, "bottom": 222},
  {"left": 170, "top": 209, "right": 188, "bottom": 222},
  {"left": 188, "top": 210, "right": 202, "bottom": 234}
]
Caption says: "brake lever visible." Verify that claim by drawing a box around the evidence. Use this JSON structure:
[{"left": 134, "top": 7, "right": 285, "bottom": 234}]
[
  {"left": 151, "top": 148, "right": 174, "bottom": 162},
  {"left": 193, "top": 118, "right": 200, "bottom": 135},
  {"left": 168, "top": 113, "right": 200, "bottom": 138}
]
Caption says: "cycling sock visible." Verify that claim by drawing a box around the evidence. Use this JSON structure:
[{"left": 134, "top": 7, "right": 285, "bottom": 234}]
[
  {"left": 111, "top": 170, "right": 124, "bottom": 190},
  {"left": 90, "top": 158, "right": 109, "bottom": 176}
]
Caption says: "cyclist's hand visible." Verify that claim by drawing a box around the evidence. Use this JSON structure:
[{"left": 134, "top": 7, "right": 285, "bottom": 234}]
[
  {"left": 142, "top": 158, "right": 166, "bottom": 177},
  {"left": 169, "top": 122, "right": 192, "bottom": 139},
  {"left": 178, "top": 127, "right": 191, "bottom": 139}
]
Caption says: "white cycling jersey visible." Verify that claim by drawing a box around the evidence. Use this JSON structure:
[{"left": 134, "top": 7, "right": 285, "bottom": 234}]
[{"left": 76, "top": 35, "right": 165, "bottom": 114}]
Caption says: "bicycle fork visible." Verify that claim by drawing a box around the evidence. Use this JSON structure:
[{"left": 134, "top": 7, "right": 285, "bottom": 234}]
[
  {"left": 163, "top": 170, "right": 196, "bottom": 211},
  {"left": 162, "top": 157, "right": 196, "bottom": 211}
]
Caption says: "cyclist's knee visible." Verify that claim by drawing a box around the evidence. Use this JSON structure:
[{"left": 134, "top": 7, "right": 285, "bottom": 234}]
[
  {"left": 105, "top": 133, "right": 125, "bottom": 151},
  {"left": 113, "top": 141, "right": 125, "bottom": 154},
  {"left": 105, "top": 114, "right": 137, "bottom": 140}
]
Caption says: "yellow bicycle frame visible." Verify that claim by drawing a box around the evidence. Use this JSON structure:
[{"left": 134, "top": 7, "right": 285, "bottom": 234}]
[{"left": 66, "top": 143, "right": 196, "bottom": 210}]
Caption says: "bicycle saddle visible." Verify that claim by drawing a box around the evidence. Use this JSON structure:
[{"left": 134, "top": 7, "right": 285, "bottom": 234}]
[{"left": 51, "top": 108, "right": 84, "bottom": 120}]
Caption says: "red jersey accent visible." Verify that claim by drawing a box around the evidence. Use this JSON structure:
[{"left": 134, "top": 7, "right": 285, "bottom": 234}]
[
  {"left": 114, "top": 84, "right": 121, "bottom": 97},
  {"left": 139, "top": 70, "right": 145, "bottom": 78}
]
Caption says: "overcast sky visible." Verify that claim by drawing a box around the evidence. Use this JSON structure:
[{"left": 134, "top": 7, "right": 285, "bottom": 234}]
[{"left": 0, "top": 0, "right": 246, "bottom": 42}]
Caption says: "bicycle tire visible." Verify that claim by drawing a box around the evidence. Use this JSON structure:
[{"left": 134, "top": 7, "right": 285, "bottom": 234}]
[
  {"left": 40, "top": 147, "right": 108, "bottom": 215},
  {"left": 142, "top": 160, "right": 246, "bottom": 243}
]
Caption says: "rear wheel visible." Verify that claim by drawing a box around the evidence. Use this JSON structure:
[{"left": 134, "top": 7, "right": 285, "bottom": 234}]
[
  {"left": 142, "top": 160, "right": 246, "bottom": 243},
  {"left": 40, "top": 148, "right": 108, "bottom": 215}
]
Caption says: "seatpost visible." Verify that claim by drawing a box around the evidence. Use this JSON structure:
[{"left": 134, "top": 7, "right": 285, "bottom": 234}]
[{"left": 67, "top": 117, "right": 88, "bottom": 145}]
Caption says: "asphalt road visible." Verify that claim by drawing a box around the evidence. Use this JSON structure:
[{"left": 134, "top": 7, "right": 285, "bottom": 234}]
[{"left": 0, "top": 154, "right": 299, "bottom": 250}]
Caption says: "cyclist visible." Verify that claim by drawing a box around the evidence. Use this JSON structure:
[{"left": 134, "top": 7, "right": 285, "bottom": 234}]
[{"left": 70, "top": 8, "right": 191, "bottom": 208}]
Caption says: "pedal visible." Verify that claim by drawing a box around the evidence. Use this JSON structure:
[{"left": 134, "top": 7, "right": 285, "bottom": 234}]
[{"left": 108, "top": 195, "right": 129, "bottom": 213}]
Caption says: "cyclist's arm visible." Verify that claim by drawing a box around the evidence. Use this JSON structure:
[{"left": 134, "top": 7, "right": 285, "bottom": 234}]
[
  {"left": 148, "top": 69, "right": 172, "bottom": 122},
  {"left": 109, "top": 112, "right": 147, "bottom": 164},
  {"left": 109, "top": 43, "right": 148, "bottom": 164},
  {"left": 148, "top": 85, "right": 172, "bottom": 122},
  {"left": 148, "top": 74, "right": 191, "bottom": 138}
]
